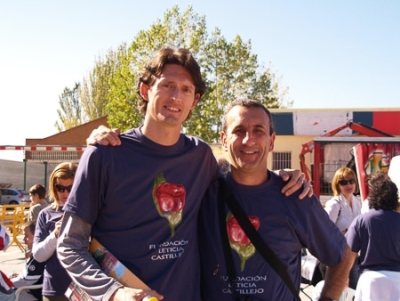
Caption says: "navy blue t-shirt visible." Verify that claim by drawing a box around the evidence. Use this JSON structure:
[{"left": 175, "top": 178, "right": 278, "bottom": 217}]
[
  {"left": 199, "top": 171, "right": 346, "bottom": 300},
  {"left": 65, "top": 127, "right": 219, "bottom": 300},
  {"left": 34, "top": 206, "right": 71, "bottom": 296},
  {"left": 346, "top": 208, "right": 400, "bottom": 273}
]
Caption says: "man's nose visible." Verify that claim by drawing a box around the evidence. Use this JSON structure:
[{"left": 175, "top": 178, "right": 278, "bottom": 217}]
[
  {"left": 242, "top": 132, "right": 254, "bottom": 144},
  {"left": 170, "top": 88, "right": 183, "bottom": 101}
]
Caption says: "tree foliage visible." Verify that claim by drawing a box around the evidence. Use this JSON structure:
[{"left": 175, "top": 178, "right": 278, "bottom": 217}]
[
  {"left": 80, "top": 48, "right": 121, "bottom": 122},
  {"left": 56, "top": 5, "right": 292, "bottom": 141},
  {"left": 56, "top": 48, "right": 122, "bottom": 131},
  {"left": 55, "top": 83, "right": 82, "bottom": 132},
  {"left": 106, "top": 5, "right": 291, "bottom": 142}
]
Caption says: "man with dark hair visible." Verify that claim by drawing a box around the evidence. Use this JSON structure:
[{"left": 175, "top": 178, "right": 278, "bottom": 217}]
[
  {"left": 57, "top": 46, "right": 223, "bottom": 301},
  {"left": 346, "top": 172, "right": 400, "bottom": 299},
  {"left": 199, "top": 98, "right": 355, "bottom": 300}
]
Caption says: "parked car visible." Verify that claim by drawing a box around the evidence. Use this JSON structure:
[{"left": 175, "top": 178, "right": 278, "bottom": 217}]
[
  {"left": 18, "top": 189, "right": 31, "bottom": 203},
  {"left": 0, "top": 188, "right": 28, "bottom": 205}
]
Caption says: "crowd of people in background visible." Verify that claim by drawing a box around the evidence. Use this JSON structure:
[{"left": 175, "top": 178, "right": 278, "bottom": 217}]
[
  {"left": 313, "top": 160, "right": 400, "bottom": 301},
  {"left": 0, "top": 162, "right": 76, "bottom": 301}
]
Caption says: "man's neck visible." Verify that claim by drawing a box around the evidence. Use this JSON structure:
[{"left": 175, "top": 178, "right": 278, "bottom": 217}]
[
  {"left": 141, "top": 121, "right": 182, "bottom": 146},
  {"left": 230, "top": 168, "right": 269, "bottom": 186}
]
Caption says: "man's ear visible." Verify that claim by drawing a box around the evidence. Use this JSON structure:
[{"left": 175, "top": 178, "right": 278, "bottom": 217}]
[
  {"left": 220, "top": 131, "right": 228, "bottom": 151},
  {"left": 191, "top": 93, "right": 201, "bottom": 109},
  {"left": 139, "top": 82, "right": 149, "bottom": 101},
  {"left": 269, "top": 133, "right": 276, "bottom": 152}
]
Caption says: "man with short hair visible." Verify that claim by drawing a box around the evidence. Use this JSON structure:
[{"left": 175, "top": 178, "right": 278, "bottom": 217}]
[{"left": 199, "top": 98, "right": 355, "bottom": 301}]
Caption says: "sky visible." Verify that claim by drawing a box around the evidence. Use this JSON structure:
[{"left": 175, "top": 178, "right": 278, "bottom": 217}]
[{"left": 1, "top": 0, "right": 399, "bottom": 161}]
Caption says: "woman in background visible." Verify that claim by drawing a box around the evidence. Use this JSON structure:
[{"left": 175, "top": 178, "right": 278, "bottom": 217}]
[
  {"left": 32, "top": 162, "right": 77, "bottom": 301},
  {"left": 325, "top": 167, "right": 362, "bottom": 234},
  {"left": 322, "top": 167, "right": 362, "bottom": 289}
]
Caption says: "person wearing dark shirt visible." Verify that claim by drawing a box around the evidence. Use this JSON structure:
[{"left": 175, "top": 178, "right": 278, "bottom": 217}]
[
  {"left": 10, "top": 221, "right": 45, "bottom": 301},
  {"left": 346, "top": 172, "right": 400, "bottom": 300},
  {"left": 33, "top": 162, "right": 77, "bottom": 301}
]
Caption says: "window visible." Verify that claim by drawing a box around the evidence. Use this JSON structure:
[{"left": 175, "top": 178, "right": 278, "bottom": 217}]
[{"left": 272, "top": 152, "right": 292, "bottom": 170}]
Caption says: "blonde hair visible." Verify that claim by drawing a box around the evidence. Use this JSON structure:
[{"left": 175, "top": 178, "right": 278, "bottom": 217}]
[
  {"left": 331, "top": 167, "right": 359, "bottom": 196},
  {"left": 48, "top": 162, "right": 77, "bottom": 210}
]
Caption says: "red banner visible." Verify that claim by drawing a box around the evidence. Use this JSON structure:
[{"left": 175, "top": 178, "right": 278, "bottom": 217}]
[{"left": 353, "top": 143, "right": 400, "bottom": 201}]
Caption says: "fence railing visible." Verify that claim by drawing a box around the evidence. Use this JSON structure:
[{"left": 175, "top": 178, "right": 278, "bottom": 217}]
[{"left": 0, "top": 204, "right": 30, "bottom": 252}]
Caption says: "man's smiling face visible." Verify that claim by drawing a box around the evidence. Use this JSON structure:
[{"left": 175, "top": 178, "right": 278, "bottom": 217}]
[
  {"left": 141, "top": 64, "right": 200, "bottom": 128},
  {"left": 221, "top": 105, "right": 275, "bottom": 182}
]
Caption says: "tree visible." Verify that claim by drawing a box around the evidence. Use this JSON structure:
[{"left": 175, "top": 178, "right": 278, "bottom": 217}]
[
  {"left": 57, "top": 5, "right": 291, "bottom": 140},
  {"left": 80, "top": 47, "right": 122, "bottom": 122},
  {"left": 187, "top": 31, "right": 261, "bottom": 142},
  {"left": 105, "top": 5, "right": 291, "bottom": 142},
  {"left": 55, "top": 83, "right": 82, "bottom": 132}
]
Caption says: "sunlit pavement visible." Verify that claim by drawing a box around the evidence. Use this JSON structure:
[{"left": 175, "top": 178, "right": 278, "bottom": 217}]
[{"left": 0, "top": 234, "right": 26, "bottom": 277}]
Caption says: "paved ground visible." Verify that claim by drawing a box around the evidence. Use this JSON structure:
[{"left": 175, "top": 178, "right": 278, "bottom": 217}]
[
  {"left": 1, "top": 234, "right": 315, "bottom": 300},
  {"left": 0, "top": 234, "right": 26, "bottom": 277}
]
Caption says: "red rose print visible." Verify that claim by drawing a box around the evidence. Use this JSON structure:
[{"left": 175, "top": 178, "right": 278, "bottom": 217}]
[
  {"left": 152, "top": 173, "right": 186, "bottom": 237},
  {"left": 226, "top": 213, "right": 260, "bottom": 271}
]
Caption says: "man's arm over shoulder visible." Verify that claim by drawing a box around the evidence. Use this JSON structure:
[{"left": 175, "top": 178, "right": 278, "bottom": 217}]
[
  {"left": 58, "top": 212, "right": 122, "bottom": 301},
  {"left": 319, "top": 244, "right": 357, "bottom": 301},
  {"left": 86, "top": 126, "right": 121, "bottom": 146}
]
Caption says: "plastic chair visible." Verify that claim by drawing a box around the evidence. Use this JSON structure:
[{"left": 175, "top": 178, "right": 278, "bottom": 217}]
[
  {"left": 6, "top": 206, "right": 27, "bottom": 252},
  {"left": 301, "top": 248, "right": 318, "bottom": 300},
  {"left": 15, "top": 284, "right": 43, "bottom": 301}
]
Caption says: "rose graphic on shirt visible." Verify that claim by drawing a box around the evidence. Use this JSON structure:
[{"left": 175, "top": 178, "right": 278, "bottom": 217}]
[
  {"left": 226, "top": 212, "right": 260, "bottom": 271},
  {"left": 153, "top": 173, "right": 186, "bottom": 237}
]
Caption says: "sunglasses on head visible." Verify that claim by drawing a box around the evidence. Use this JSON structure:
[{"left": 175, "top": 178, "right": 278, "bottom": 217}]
[
  {"left": 55, "top": 184, "right": 73, "bottom": 193},
  {"left": 338, "top": 179, "right": 356, "bottom": 186}
]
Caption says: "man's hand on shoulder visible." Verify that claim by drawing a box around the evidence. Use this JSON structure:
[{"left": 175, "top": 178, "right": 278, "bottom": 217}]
[
  {"left": 276, "top": 169, "right": 314, "bottom": 199},
  {"left": 86, "top": 125, "right": 122, "bottom": 146}
]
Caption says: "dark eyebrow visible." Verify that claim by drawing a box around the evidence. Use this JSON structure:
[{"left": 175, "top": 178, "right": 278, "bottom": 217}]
[{"left": 254, "top": 124, "right": 268, "bottom": 130}]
